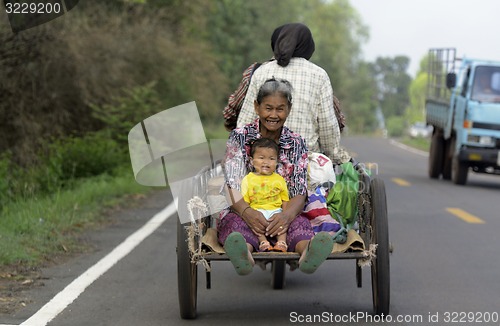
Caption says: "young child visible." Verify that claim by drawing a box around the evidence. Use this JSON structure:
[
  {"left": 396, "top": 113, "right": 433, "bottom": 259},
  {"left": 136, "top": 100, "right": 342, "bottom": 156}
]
[{"left": 240, "top": 138, "right": 289, "bottom": 252}]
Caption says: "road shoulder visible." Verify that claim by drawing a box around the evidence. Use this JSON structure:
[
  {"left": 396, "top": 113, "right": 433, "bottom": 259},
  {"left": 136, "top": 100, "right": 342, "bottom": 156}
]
[{"left": 0, "top": 189, "right": 172, "bottom": 325}]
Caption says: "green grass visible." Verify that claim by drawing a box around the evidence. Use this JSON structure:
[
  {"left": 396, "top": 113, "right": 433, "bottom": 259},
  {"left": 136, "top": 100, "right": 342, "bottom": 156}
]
[
  {"left": 0, "top": 122, "right": 228, "bottom": 269},
  {"left": 0, "top": 167, "right": 152, "bottom": 267},
  {"left": 398, "top": 136, "right": 431, "bottom": 152}
]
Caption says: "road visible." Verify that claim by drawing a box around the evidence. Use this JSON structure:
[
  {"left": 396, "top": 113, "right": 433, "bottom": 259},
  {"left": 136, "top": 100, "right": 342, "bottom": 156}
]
[{"left": 2, "top": 136, "right": 500, "bottom": 326}]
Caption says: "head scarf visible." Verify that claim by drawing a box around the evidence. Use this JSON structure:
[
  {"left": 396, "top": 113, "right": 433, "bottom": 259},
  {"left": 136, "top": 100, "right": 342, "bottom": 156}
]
[
  {"left": 271, "top": 25, "right": 284, "bottom": 52},
  {"left": 272, "top": 23, "right": 315, "bottom": 67}
]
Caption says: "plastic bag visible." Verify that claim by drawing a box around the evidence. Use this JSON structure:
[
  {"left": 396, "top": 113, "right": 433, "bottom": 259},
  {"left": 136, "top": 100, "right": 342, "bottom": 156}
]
[{"left": 308, "top": 152, "right": 336, "bottom": 189}]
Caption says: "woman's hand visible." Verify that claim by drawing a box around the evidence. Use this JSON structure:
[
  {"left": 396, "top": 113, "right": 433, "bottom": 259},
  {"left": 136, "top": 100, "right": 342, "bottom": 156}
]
[
  {"left": 242, "top": 208, "right": 269, "bottom": 236},
  {"left": 266, "top": 211, "right": 293, "bottom": 237},
  {"left": 266, "top": 194, "right": 306, "bottom": 237}
]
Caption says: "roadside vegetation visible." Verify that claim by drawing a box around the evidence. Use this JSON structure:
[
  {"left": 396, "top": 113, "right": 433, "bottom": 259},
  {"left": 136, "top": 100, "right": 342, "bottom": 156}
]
[
  {"left": 399, "top": 136, "right": 431, "bottom": 152},
  {"left": 0, "top": 130, "right": 152, "bottom": 266},
  {"left": 0, "top": 169, "right": 150, "bottom": 266}
]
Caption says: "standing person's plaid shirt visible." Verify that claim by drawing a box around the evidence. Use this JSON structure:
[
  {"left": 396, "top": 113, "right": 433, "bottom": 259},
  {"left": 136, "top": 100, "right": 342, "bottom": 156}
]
[{"left": 237, "top": 58, "right": 342, "bottom": 163}]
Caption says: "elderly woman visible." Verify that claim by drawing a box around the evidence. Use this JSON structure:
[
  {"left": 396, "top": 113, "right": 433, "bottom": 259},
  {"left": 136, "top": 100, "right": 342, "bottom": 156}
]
[
  {"left": 219, "top": 78, "right": 333, "bottom": 275},
  {"left": 238, "top": 22, "right": 351, "bottom": 164}
]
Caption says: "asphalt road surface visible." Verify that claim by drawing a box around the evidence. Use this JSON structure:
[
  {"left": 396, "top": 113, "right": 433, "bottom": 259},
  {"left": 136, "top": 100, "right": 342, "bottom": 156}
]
[{"left": 2, "top": 136, "right": 500, "bottom": 326}]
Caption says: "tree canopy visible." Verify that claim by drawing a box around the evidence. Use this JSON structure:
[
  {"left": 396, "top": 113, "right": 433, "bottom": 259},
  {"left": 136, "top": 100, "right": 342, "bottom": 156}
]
[{"left": 0, "top": 0, "right": 414, "bottom": 166}]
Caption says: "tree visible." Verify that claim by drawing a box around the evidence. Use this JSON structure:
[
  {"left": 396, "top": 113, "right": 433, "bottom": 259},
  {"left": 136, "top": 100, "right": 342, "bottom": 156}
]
[
  {"left": 303, "top": 0, "right": 368, "bottom": 94},
  {"left": 0, "top": 1, "right": 228, "bottom": 164},
  {"left": 343, "top": 62, "right": 379, "bottom": 133},
  {"left": 297, "top": 0, "right": 375, "bottom": 133},
  {"left": 370, "top": 56, "right": 412, "bottom": 118},
  {"left": 0, "top": 0, "right": 378, "bottom": 168},
  {"left": 204, "top": 0, "right": 375, "bottom": 132},
  {"left": 405, "top": 54, "right": 432, "bottom": 124},
  {"left": 205, "top": 0, "right": 302, "bottom": 87}
]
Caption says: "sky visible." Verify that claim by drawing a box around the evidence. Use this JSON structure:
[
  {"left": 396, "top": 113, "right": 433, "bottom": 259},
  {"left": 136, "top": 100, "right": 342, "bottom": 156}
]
[{"left": 349, "top": 0, "right": 500, "bottom": 76}]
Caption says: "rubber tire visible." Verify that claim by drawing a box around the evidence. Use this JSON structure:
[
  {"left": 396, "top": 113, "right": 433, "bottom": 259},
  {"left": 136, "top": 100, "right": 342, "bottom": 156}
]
[
  {"left": 271, "top": 260, "right": 286, "bottom": 289},
  {"left": 442, "top": 139, "right": 452, "bottom": 180},
  {"left": 429, "top": 131, "right": 444, "bottom": 179},
  {"left": 177, "top": 178, "right": 198, "bottom": 319},
  {"left": 452, "top": 155, "right": 468, "bottom": 185},
  {"left": 370, "top": 178, "right": 390, "bottom": 315},
  {"left": 177, "top": 218, "right": 198, "bottom": 319}
]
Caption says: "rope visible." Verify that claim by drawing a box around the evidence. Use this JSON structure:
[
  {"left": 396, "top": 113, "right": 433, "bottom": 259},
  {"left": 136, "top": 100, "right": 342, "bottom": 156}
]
[
  {"left": 186, "top": 196, "right": 211, "bottom": 271},
  {"left": 358, "top": 243, "right": 378, "bottom": 267}
]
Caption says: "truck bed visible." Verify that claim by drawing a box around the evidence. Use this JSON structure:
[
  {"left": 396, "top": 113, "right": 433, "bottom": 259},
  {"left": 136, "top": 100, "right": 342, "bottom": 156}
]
[{"left": 425, "top": 98, "right": 449, "bottom": 131}]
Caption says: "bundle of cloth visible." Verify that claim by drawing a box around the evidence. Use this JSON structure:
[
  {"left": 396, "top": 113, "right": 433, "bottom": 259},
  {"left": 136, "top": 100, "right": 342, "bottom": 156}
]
[{"left": 303, "top": 162, "right": 359, "bottom": 244}]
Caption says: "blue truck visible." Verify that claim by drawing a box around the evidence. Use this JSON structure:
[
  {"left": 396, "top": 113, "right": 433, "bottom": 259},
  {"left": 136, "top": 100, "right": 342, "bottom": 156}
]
[{"left": 425, "top": 48, "right": 500, "bottom": 185}]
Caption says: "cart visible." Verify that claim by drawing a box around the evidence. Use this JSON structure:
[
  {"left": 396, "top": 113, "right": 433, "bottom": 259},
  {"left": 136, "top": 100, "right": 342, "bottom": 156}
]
[{"left": 176, "top": 162, "right": 390, "bottom": 319}]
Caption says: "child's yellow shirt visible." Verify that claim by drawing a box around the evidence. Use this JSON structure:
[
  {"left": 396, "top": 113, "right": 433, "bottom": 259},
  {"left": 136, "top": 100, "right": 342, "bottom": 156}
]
[{"left": 241, "top": 172, "right": 289, "bottom": 210}]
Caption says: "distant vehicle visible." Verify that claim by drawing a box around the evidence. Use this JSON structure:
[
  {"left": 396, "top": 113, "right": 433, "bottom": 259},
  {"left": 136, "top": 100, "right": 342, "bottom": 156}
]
[
  {"left": 408, "top": 122, "right": 432, "bottom": 138},
  {"left": 426, "top": 48, "right": 500, "bottom": 185}
]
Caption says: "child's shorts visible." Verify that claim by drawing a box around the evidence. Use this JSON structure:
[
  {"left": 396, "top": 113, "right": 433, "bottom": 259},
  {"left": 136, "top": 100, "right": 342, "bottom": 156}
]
[{"left": 257, "top": 208, "right": 283, "bottom": 220}]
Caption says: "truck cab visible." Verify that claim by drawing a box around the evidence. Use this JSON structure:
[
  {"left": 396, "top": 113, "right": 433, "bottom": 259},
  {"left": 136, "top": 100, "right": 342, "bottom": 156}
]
[{"left": 426, "top": 49, "right": 500, "bottom": 185}]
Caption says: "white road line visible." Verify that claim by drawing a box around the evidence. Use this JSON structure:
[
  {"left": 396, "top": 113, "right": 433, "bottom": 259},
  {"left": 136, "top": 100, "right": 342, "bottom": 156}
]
[
  {"left": 389, "top": 139, "right": 429, "bottom": 157},
  {"left": 12, "top": 201, "right": 177, "bottom": 326}
]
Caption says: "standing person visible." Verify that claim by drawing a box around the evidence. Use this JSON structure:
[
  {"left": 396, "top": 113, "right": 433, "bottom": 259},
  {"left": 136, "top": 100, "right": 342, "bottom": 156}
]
[
  {"left": 237, "top": 23, "right": 351, "bottom": 164},
  {"left": 219, "top": 78, "right": 334, "bottom": 275},
  {"left": 241, "top": 138, "right": 289, "bottom": 252}
]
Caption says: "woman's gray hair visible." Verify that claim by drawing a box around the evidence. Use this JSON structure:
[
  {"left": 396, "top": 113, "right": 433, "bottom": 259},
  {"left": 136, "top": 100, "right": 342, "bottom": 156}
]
[{"left": 256, "top": 78, "right": 293, "bottom": 106}]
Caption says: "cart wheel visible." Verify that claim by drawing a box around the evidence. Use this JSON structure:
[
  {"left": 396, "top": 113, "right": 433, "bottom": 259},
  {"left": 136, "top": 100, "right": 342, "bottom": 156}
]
[
  {"left": 271, "top": 260, "right": 286, "bottom": 289},
  {"left": 429, "top": 130, "right": 444, "bottom": 179},
  {"left": 370, "top": 178, "right": 390, "bottom": 315},
  {"left": 176, "top": 178, "right": 199, "bottom": 319},
  {"left": 177, "top": 218, "right": 198, "bottom": 319}
]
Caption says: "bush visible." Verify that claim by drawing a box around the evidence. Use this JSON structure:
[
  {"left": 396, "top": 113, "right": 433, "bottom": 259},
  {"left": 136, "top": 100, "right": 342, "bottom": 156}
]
[
  {"left": 40, "top": 132, "right": 127, "bottom": 190},
  {"left": 0, "top": 153, "right": 43, "bottom": 210},
  {"left": 90, "top": 83, "right": 162, "bottom": 146},
  {"left": 0, "top": 131, "right": 128, "bottom": 209},
  {"left": 0, "top": 153, "right": 10, "bottom": 207},
  {"left": 1, "top": 3, "right": 228, "bottom": 167},
  {"left": 0, "top": 131, "right": 129, "bottom": 199},
  {"left": 386, "top": 116, "right": 406, "bottom": 137}
]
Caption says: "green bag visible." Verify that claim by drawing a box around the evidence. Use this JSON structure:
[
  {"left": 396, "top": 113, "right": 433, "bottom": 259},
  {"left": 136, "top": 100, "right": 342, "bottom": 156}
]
[{"left": 326, "top": 162, "right": 359, "bottom": 243}]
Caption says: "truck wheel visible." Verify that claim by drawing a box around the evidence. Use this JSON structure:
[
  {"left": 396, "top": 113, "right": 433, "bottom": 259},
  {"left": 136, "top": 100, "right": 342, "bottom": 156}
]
[
  {"left": 428, "top": 131, "right": 444, "bottom": 179},
  {"left": 452, "top": 156, "right": 468, "bottom": 185},
  {"left": 442, "top": 139, "right": 452, "bottom": 180}
]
